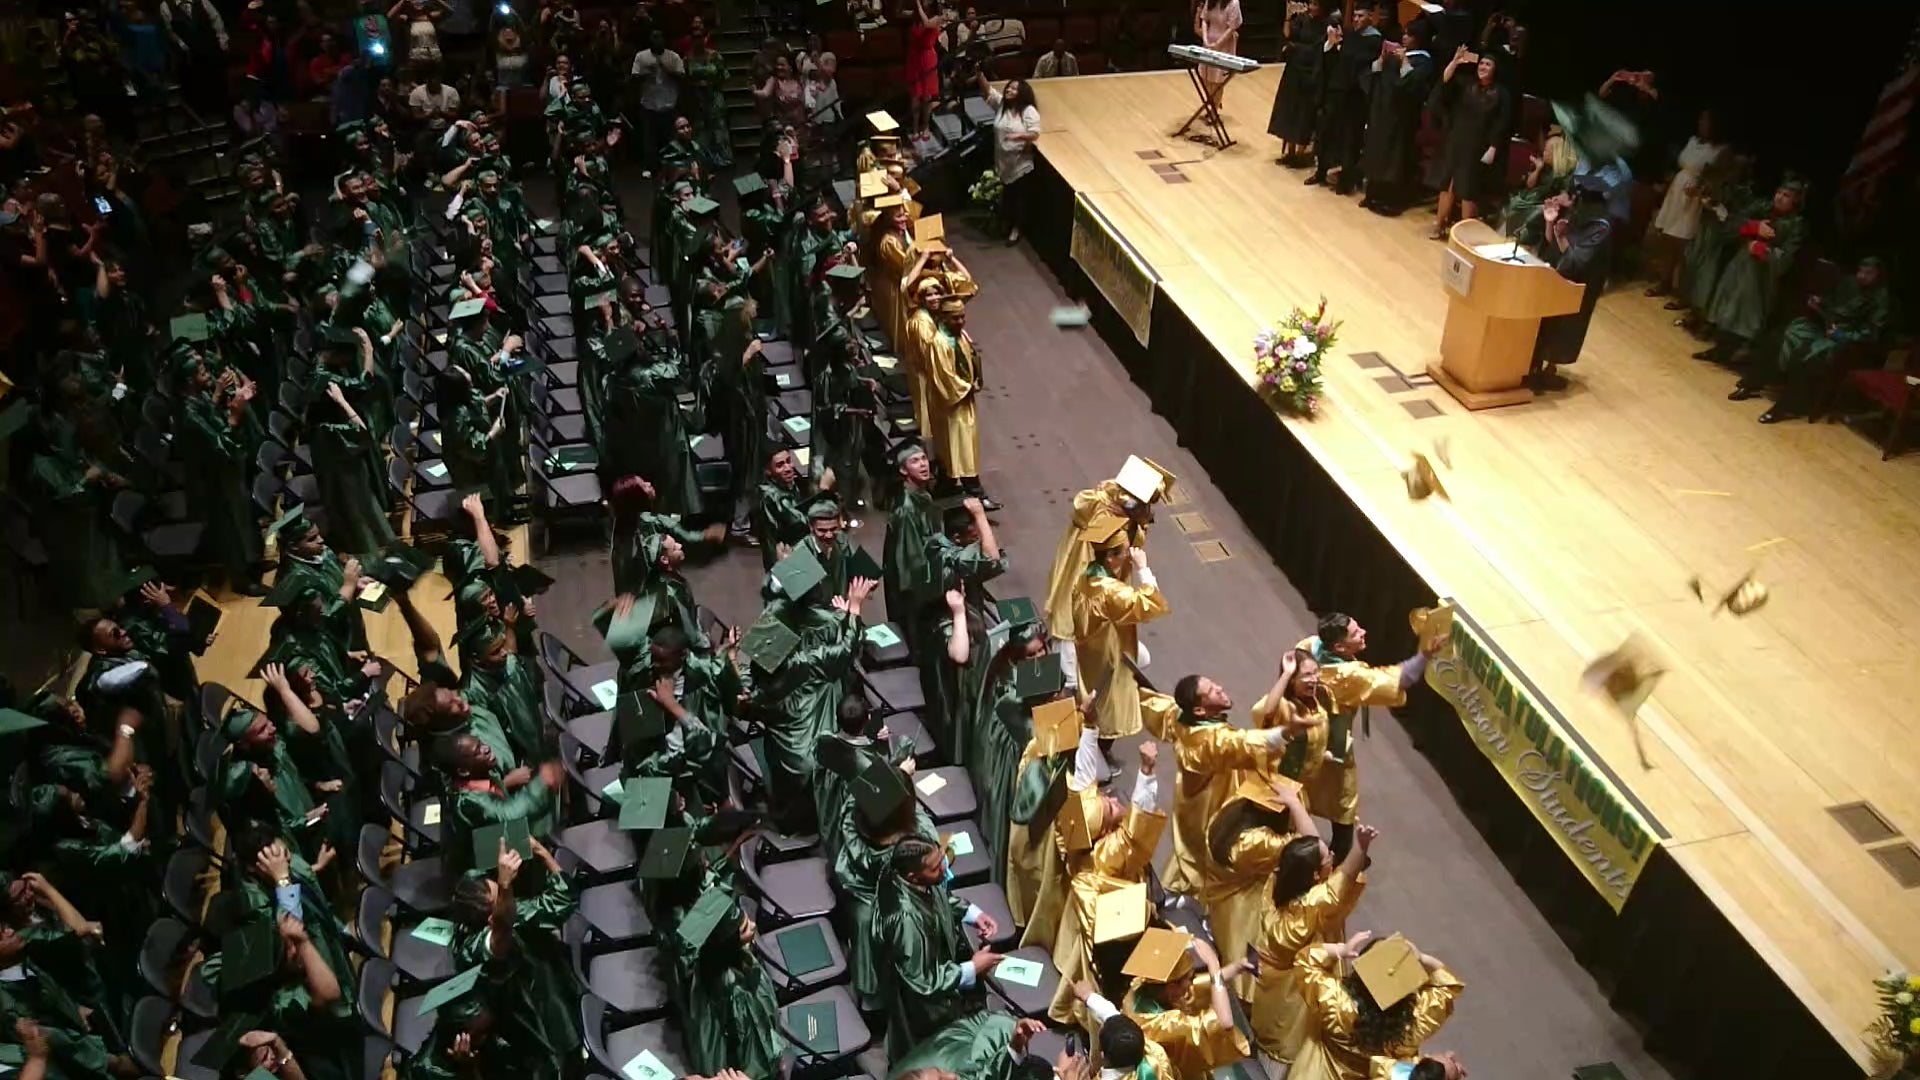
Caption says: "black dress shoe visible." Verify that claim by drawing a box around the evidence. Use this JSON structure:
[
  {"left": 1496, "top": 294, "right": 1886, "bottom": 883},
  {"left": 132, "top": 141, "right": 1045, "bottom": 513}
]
[
  {"left": 1663, "top": 299, "right": 1687, "bottom": 311},
  {"left": 1358, "top": 197, "right": 1375, "bottom": 209},
  {"left": 1691, "top": 345, "right": 1723, "bottom": 361},
  {"left": 979, "top": 496, "right": 1003, "bottom": 513},
  {"left": 1758, "top": 407, "right": 1791, "bottom": 424},
  {"left": 1528, "top": 369, "right": 1569, "bottom": 391},
  {"left": 1728, "top": 385, "right": 1758, "bottom": 401},
  {"left": 237, "top": 580, "right": 270, "bottom": 597},
  {"left": 1333, "top": 181, "right": 1356, "bottom": 195},
  {"left": 1304, "top": 172, "right": 1326, "bottom": 186}
]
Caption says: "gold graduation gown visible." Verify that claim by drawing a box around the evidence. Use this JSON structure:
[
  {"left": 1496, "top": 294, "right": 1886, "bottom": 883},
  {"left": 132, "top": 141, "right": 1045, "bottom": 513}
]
[
  {"left": 1161, "top": 720, "right": 1280, "bottom": 895},
  {"left": 1071, "top": 569, "right": 1173, "bottom": 740},
  {"left": 904, "top": 306, "right": 942, "bottom": 449},
  {"left": 1280, "top": 636, "right": 1407, "bottom": 826},
  {"left": 1007, "top": 740, "right": 1068, "bottom": 942},
  {"left": 872, "top": 229, "right": 913, "bottom": 351},
  {"left": 1249, "top": 870, "right": 1366, "bottom": 1062},
  {"left": 1194, "top": 824, "right": 1293, "bottom": 1000},
  {"left": 1045, "top": 793, "right": 1168, "bottom": 1025},
  {"left": 1123, "top": 978, "right": 1251, "bottom": 1080},
  {"left": 1043, "top": 483, "right": 1132, "bottom": 636},
  {"left": 1288, "top": 945, "right": 1463, "bottom": 1080},
  {"left": 924, "top": 326, "right": 982, "bottom": 477},
  {"left": 1252, "top": 693, "right": 1348, "bottom": 826}
]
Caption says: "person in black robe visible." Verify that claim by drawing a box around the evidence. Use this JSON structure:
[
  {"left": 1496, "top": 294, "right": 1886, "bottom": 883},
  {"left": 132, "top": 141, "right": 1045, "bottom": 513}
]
[
  {"left": 1428, "top": 48, "right": 1512, "bottom": 239},
  {"left": 1266, "top": 0, "right": 1329, "bottom": 165},
  {"left": 1359, "top": 21, "right": 1437, "bottom": 216},
  {"left": 1529, "top": 175, "right": 1614, "bottom": 390},
  {"left": 1306, "top": 3, "right": 1384, "bottom": 194}
]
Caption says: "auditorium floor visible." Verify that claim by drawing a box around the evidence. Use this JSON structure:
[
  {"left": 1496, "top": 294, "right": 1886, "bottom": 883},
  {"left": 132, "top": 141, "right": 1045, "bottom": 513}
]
[{"left": 530, "top": 220, "right": 1677, "bottom": 1079}]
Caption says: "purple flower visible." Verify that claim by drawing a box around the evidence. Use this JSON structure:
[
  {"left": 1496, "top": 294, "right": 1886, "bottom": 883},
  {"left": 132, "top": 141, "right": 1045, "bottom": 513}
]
[
  {"left": 1264, "top": 373, "right": 1277, "bottom": 385},
  {"left": 1293, "top": 361, "right": 1308, "bottom": 373},
  {"left": 1302, "top": 322, "right": 1317, "bottom": 336}
]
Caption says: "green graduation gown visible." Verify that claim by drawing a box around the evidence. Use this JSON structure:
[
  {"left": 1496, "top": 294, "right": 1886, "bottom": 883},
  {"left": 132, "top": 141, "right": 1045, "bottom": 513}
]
[
  {"left": 914, "top": 537, "right": 1008, "bottom": 761},
  {"left": 451, "top": 871, "right": 581, "bottom": 1080},
  {"left": 830, "top": 791, "right": 938, "bottom": 1008},
  {"left": 461, "top": 653, "right": 547, "bottom": 767},
  {"left": 883, "top": 485, "right": 937, "bottom": 639},
  {"left": 887, "top": 1012, "right": 1022, "bottom": 1080},
  {"left": 442, "top": 776, "right": 555, "bottom": 877},
  {"left": 201, "top": 950, "right": 362, "bottom": 1080},
  {"left": 27, "top": 442, "right": 127, "bottom": 612},
  {"left": 178, "top": 387, "right": 265, "bottom": 581},
  {"left": 1704, "top": 209, "right": 1806, "bottom": 342},
  {"left": 306, "top": 364, "right": 397, "bottom": 557},
  {"left": 753, "top": 477, "right": 812, "bottom": 569},
  {"left": 969, "top": 671, "right": 1029, "bottom": 886},
  {"left": 603, "top": 350, "right": 702, "bottom": 518},
  {"left": 753, "top": 603, "right": 862, "bottom": 834},
  {"left": 276, "top": 549, "right": 368, "bottom": 651},
  {"left": 673, "top": 897, "right": 783, "bottom": 1079},
  {"left": 1777, "top": 275, "right": 1891, "bottom": 373},
  {"left": 875, "top": 872, "right": 988, "bottom": 1057}
]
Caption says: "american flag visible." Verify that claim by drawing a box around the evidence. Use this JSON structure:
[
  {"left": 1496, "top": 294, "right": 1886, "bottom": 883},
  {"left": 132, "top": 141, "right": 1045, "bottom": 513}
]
[{"left": 1838, "top": 17, "right": 1920, "bottom": 226}]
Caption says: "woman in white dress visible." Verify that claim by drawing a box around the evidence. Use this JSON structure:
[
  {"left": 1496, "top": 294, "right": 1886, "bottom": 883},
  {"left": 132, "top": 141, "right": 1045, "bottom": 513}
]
[
  {"left": 1646, "top": 108, "right": 1726, "bottom": 297},
  {"left": 1192, "top": 0, "right": 1242, "bottom": 97}
]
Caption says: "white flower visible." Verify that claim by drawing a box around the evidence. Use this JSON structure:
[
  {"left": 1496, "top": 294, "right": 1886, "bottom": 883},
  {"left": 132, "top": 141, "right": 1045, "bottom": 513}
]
[
  {"left": 1898, "top": 992, "right": 1915, "bottom": 1006},
  {"left": 1290, "top": 336, "right": 1318, "bottom": 360}
]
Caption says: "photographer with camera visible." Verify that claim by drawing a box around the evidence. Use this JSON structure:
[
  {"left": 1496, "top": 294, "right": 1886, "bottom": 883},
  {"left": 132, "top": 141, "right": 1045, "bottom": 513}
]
[{"left": 974, "top": 66, "right": 1039, "bottom": 243}]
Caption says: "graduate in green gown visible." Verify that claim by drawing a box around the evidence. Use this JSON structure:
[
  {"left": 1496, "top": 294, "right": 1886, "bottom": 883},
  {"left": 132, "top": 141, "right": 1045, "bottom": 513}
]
[
  {"left": 448, "top": 302, "right": 531, "bottom": 523},
  {"left": 200, "top": 903, "right": 357, "bottom": 1080},
  {"left": 671, "top": 883, "right": 784, "bottom": 1079},
  {"left": 448, "top": 835, "right": 581, "bottom": 1080},
  {"left": 884, "top": 441, "right": 939, "bottom": 646},
  {"left": 693, "top": 231, "right": 772, "bottom": 532},
  {"left": 213, "top": 707, "right": 331, "bottom": 855},
  {"left": 777, "top": 198, "right": 851, "bottom": 347},
  {"left": 616, "top": 624, "right": 738, "bottom": 809},
  {"left": 1731, "top": 255, "right": 1892, "bottom": 422},
  {"left": 970, "top": 622, "right": 1053, "bottom": 886},
  {"left": 73, "top": 615, "right": 178, "bottom": 821},
  {"left": 810, "top": 262, "right": 882, "bottom": 503},
  {"left": 889, "top": 1014, "right": 1063, "bottom": 1080},
  {"left": 748, "top": 569, "right": 876, "bottom": 834},
  {"left": 91, "top": 257, "right": 156, "bottom": 395},
  {"left": 261, "top": 582, "right": 374, "bottom": 707},
  {"left": 433, "top": 732, "right": 562, "bottom": 875},
  {"left": 813, "top": 693, "right": 917, "bottom": 854},
  {"left": 1694, "top": 178, "right": 1807, "bottom": 362},
  {"left": 437, "top": 364, "right": 518, "bottom": 521},
  {"left": 0, "top": 913, "right": 126, "bottom": 1080},
  {"left": 875, "top": 835, "right": 1004, "bottom": 1057},
  {"left": 175, "top": 349, "right": 267, "bottom": 592},
  {"left": 272, "top": 510, "right": 370, "bottom": 652},
  {"left": 916, "top": 500, "right": 1007, "bottom": 761},
  {"left": 22, "top": 693, "right": 145, "bottom": 824},
  {"left": 609, "top": 474, "right": 729, "bottom": 593},
  {"left": 603, "top": 333, "right": 703, "bottom": 518},
  {"left": 24, "top": 397, "right": 130, "bottom": 612},
  {"left": 306, "top": 326, "right": 398, "bottom": 557},
  {"left": 457, "top": 616, "right": 549, "bottom": 767},
  {"left": 224, "top": 819, "right": 355, "bottom": 995},
  {"left": 0, "top": 870, "right": 114, "bottom": 1045},
  {"left": 754, "top": 447, "right": 819, "bottom": 569},
  {"left": 828, "top": 746, "right": 938, "bottom": 1011},
  {"left": 610, "top": 530, "right": 712, "bottom": 653},
  {"left": 260, "top": 662, "right": 363, "bottom": 857}
]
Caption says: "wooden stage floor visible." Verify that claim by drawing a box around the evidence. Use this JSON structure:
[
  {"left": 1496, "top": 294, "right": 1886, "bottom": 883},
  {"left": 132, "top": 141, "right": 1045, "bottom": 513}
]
[{"left": 1031, "top": 66, "right": 1920, "bottom": 1067}]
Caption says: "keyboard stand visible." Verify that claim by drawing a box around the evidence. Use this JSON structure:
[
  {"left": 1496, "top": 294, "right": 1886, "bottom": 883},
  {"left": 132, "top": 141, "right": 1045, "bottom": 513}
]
[{"left": 1174, "top": 65, "right": 1235, "bottom": 148}]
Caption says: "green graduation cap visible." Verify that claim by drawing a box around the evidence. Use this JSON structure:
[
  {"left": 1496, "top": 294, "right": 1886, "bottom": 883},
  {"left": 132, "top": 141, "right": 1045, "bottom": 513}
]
[
  {"left": 0, "top": 708, "right": 49, "bottom": 737},
  {"left": 109, "top": 565, "right": 159, "bottom": 599},
  {"left": 614, "top": 689, "right": 668, "bottom": 752},
  {"left": 850, "top": 759, "right": 912, "bottom": 829},
  {"left": 600, "top": 591, "right": 658, "bottom": 654},
  {"left": 813, "top": 732, "right": 862, "bottom": 780},
  {"left": 190, "top": 1010, "right": 264, "bottom": 1070},
  {"left": 770, "top": 544, "right": 828, "bottom": 601},
  {"left": 740, "top": 610, "right": 802, "bottom": 672},
  {"left": 261, "top": 572, "right": 326, "bottom": 610},
  {"left": 451, "top": 615, "right": 508, "bottom": 654},
  {"left": 0, "top": 400, "right": 34, "bottom": 444},
  {"left": 366, "top": 544, "right": 435, "bottom": 589},
  {"left": 217, "top": 919, "right": 283, "bottom": 997},
  {"left": 270, "top": 503, "right": 312, "bottom": 540},
  {"left": 675, "top": 883, "right": 739, "bottom": 951},
  {"left": 418, "top": 964, "right": 486, "bottom": 1015},
  {"left": 637, "top": 825, "right": 697, "bottom": 880},
  {"left": 824, "top": 263, "right": 864, "bottom": 283},
  {"left": 846, "top": 544, "right": 883, "bottom": 581},
  {"left": 685, "top": 196, "right": 720, "bottom": 217},
  {"left": 320, "top": 323, "right": 362, "bottom": 349},
  {"left": 890, "top": 438, "right": 926, "bottom": 469},
  {"left": 604, "top": 326, "right": 640, "bottom": 363},
  {"left": 507, "top": 563, "right": 555, "bottom": 598},
  {"left": 449, "top": 297, "right": 489, "bottom": 321},
  {"left": 616, "top": 776, "right": 673, "bottom": 831},
  {"left": 1013, "top": 653, "right": 1065, "bottom": 703},
  {"left": 732, "top": 172, "right": 768, "bottom": 199},
  {"left": 996, "top": 596, "right": 1038, "bottom": 628},
  {"left": 170, "top": 312, "right": 211, "bottom": 343},
  {"left": 471, "top": 816, "right": 532, "bottom": 872}
]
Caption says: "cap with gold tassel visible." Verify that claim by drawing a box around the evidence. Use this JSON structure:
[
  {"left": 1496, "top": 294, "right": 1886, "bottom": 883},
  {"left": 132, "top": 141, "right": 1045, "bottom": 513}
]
[
  {"left": 1408, "top": 601, "right": 1456, "bottom": 655},
  {"left": 1581, "top": 632, "right": 1665, "bottom": 768}
]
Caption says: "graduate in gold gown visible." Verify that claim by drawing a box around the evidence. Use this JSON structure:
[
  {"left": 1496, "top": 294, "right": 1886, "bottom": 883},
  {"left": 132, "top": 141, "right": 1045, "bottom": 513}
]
[
  {"left": 1288, "top": 935, "right": 1463, "bottom": 1080},
  {"left": 1160, "top": 672, "right": 1292, "bottom": 895},
  {"left": 1264, "top": 615, "right": 1432, "bottom": 858},
  {"left": 1071, "top": 529, "right": 1177, "bottom": 745},
  {"left": 1196, "top": 775, "right": 1308, "bottom": 998},
  {"left": 1116, "top": 932, "right": 1251, "bottom": 1080},
  {"left": 1073, "top": 983, "right": 1176, "bottom": 1080},
  {"left": 901, "top": 276, "right": 947, "bottom": 455},
  {"left": 1044, "top": 743, "right": 1166, "bottom": 1025},
  {"left": 867, "top": 195, "right": 915, "bottom": 350},
  {"left": 923, "top": 297, "right": 992, "bottom": 504},
  {"left": 1007, "top": 685, "right": 1095, "bottom": 940},
  {"left": 1249, "top": 822, "right": 1374, "bottom": 1063}
]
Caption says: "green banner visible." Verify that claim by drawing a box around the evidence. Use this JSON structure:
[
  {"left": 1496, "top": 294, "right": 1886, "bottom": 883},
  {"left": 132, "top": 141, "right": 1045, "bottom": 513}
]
[{"left": 1424, "top": 606, "right": 1664, "bottom": 911}]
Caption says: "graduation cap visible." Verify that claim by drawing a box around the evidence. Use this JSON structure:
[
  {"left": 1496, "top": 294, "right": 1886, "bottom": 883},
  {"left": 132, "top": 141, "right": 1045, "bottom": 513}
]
[
  {"left": 685, "top": 196, "right": 721, "bottom": 217},
  {"left": 418, "top": 964, "right": 486, "bottom": 1015},
  {"left": 851, "top": 759, "right": 913, "bottom": 829},
  {"left": 1055, "top": 785, "right": 1104, "bottom": 853},
  {"left": 617, "top": 776, "right": 673, "bottom": 831},
  {"left": 857, "top": 170, "right": 888, "bottom": 199},
  {"left": 1077, "top": 509, "right": 1131, "bottom": 551},
  {"left": 470, "top": 816, "right": 532, "bottom": 872},
  {"left": 449, "top": 297, "right": 489, "bottom": 321},
  {"left": 824, "top": 263, "right": 866, "bottom": 283},
  {"left": 452, "top": 615, "right": 509, "bottom": 655},
  {"left": 733, "top": 172, "right": 769, "bottom": 199},
  {"left": 1407, "top": 602, "right": 1455, "bottom": 655},
  {"left": 1581, "top": 633, "right": 1664, "bottom": 768},
  {"left": 770, "top": 545, "right": 828, "bottom": 601},
  {"left": 109, "top": 565, "right": 159, "bottom": 599},
  {"left": 871, "top": 193, "right": 908, "bottom": 210},
  {"left": 913, "top": 213, "right": 946, "bottom": 246},
  {"left": 170, "top": 312, "right": 211, "bottom": 343},
  {"left": 270, "top": 503, "right": 313, "bottom": 541},
  {"left": 614, "top": 689, "right": 668, "bottom": 752},
  {"left": 740, "top": 610, "right": 802, "bottom": 672},
  {"left": 1012, "top": 653, "right": 1064, "bottom": 704},
  {"left": 320, "top": 323, "right": 362, "bottom": 350},
  {"left": 1351, "top": 933, "right": 1431, "bottom": 1009},
  {"left": 1115, "top": 455, "right": 1176, "bottom": 505},
  {"left": 890, "top": 438, "right": 927, "bottom": 469},
  {"left": 866, "top": 110, "right": 900, "bottom": 133},
  {"left": 1121, "top": 927, "right": 1196, "bottom": 983},
  {"left": 814, "top": 731, "right": 862, "bottom": 779},
  {"left": 261, "top": 573, "right": 327, "bottom": 610},
  {"left": 1688, "top": 571, "right": 1769, "bottom": 617},
  {"left": 365, "top": 544, "right": 435, "bottom": 590},
  {"left": 186, "top": 595, "right": 224, "bottom": 655},
  {"left": 1401, "top": 451, "right": 1448, "bottom": 501},
  {"left": 1231, "top": 775, "right": 1299, "bottom": 817},
  {"left": 1091, "top": 881, "right": 1150, "bottom": 944},
  {"left": 217, "top": 919, "right": 283, "bottom": 997},
  {"left": 0, "top": 708, "right": 49, "bottom": 737},
  {"left": 1552, "top": 94, "right": 1642, "bottom": 166},
  {"left": 996, "top": 596, "right": 1038, "bottom": 628},
  {"left": 637, "top": 825, "right": 697, "bottom": 879},
  {"left": 604, "top": 326, "right": 641, "bottom": 363},
  {"left": 846, "top": 544, "right": 883, "bottom": 581},
  {"left": 1030, "top": 698, "right": 1081, "bottom": 758},
  {"left": 675, "top": 883, "right": 740, "bottom": 951},
  {"left": 803, "top": 491, "right": 844, "bottom": 521},
  {"left": 0, "top": 399, "right": 32, "bottom": 444},
  {"left": 1049, "top": 306, "right": 1092, "bottom": 328},
  {"left": 600, "top": 591, "right": 658, "bottom": 655},
  {"left": 190, "top": 1010, "right": 264, "bottom": 1071}
]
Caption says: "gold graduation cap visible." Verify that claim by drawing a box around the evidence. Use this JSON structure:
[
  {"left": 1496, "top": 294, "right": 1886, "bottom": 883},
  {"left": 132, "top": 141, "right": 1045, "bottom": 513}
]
[
  {"left": 1091, "top": 881, "right": 1150, "bottom": 944},
  {"left": 1032, "top": 697, "right": 1082, "bottom": 757},
  {"left": 872, "top": 193, "right": 909, "bottom": 210},
  {"left": 866, "top": 109, "right": 900, "bottom": 133},
  {"left": 1402, "top": 451, "right": 1449, "bottom": 501},
  {"left": 1114, "top": 455, "right": 1176, "bottom": 505},
  {"left": 914, "top": 213, "right": 945, "bottom": 246},
  {"left": 1407, "top": 601, "right": 1456, "bottom": 655},
  {"left": 1121, "top": 927, "right": 1196, "bottom": 983},
  {"left": 1352, "top": 933, "right": 1430, "bottom": 1009},
  {"left": 1231, "top": 775, "right": 1299, "bottom": 817},
  {"left": 1581, "top": 632, "right": 1665, "bottom": 768},
  {"left": 946, "top": 274, "right": 978, "bottom": 299},
  {"left": 1076, "top": 508, "right": 1132, "bottom": 551},
  {"left": 857, "top": 170, "right": 888, "bottom": 199},
  {"left": 1688, "top": 571, "right": 1769, "bottom": 617},
  {"left": 1056, "top": 785, "right": 1105, "bottom": 853}
]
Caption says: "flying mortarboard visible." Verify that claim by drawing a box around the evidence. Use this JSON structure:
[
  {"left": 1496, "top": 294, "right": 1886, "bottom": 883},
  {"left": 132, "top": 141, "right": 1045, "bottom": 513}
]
[
  {"left": 1049, "top": 305, "right": 1092, "bottom": 328},
  {"left": 996, "top": 596, "right": 1038, "bottom": 628},
  {"left": 448, "top": 297, "right": 489, "bottom": 321},
  {"left": 600, "top": 591, "right": 658, "bottom": 654},
  {"left": 740, "top": 610, "right": 802, "bottom": 672},
  {"left": 0, "top": 708, "right": 49, "bottom": 736},
  {"left": 417, "top": 964, "right": 487, "bottom": 1015},
  {"left": 1012, "top": 653, "right": 1064, "bottom": 703},
  {"left": 170, "top": 312, "right": 211, "bottom": 343},
  {"left": 617, "top": 776, "right": 673, "bottom": 831},
  {"left": 470, "top": 816, "right": 532, "bottom": 872},
  {"left": 109, "top": 565, "right": 160, "bottom": 598},
  {"left": 637, "top": 825, "right": 696, "bottom": 879},
  {"left": 1030, "top": 698, "right": 1081, "bottom": 757},
  {"left": 366, "top": 544, "right": 436, "bottom": 590},
  {"left": 846, "top": 544, "right": 883, "bottom": 581},
  {"left": 686, "top": 196, "right": 721, "bottom": 217},
  {"left": 217, "top": 919, "right": 283, "bottom": 996},
  {"left": 1401, "top": 451, "right": 1448, "bottom": 501},
  {"left": 824, "top": 262, "right": 866, "bottom": 282},
  {"left": 675, "top": 883, "right": 739, "bottom": 950},
  {"left": 866, "top": 110, "right": 900, "bottom": 132},
  {"left": 770, "top": 545, "right": 828, "bottom": 600},
  {"left": 733, "top": 172, "right": 769, "bottom": 198},
  {"left": 1121, "top": 927, "right": 1195, "bottom": 983},
  {"left": 1091, "top": 881, "right": 1150, "bottom": 944},
  {"left": 321, "top": 323, "right": 362, "bottom": 349},
  {"left": 1352, "top": 933, "right": 1430, "bottom": 1009}
]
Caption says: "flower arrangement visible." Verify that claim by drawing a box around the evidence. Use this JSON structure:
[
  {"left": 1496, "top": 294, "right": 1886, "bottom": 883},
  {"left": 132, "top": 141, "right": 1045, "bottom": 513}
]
[
  {"left": 1252, "top": 297, "right": 1340, "bottom": 417},
  {"left": 1867, "top": 972, "right": 1920, "bottom": 1078},
  {"left": 968, "top": 169, "right": 1003, "bottom": 214}
]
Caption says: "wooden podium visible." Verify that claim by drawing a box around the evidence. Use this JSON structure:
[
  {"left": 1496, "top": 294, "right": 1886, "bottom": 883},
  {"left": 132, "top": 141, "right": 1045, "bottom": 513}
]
[{"left": 1427, "top": 219, "right": 1587, "bottom": 410}]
